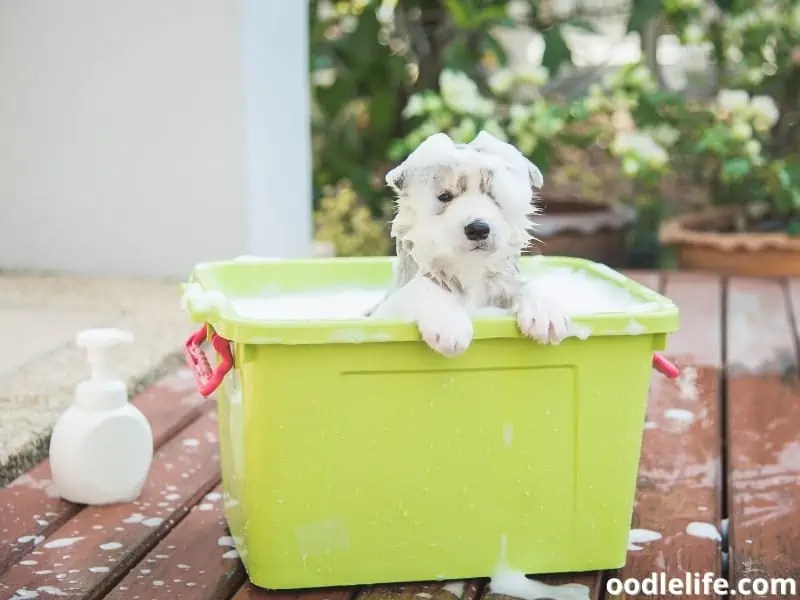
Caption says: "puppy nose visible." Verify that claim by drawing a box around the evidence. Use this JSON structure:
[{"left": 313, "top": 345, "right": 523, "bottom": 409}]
[{"left": 464, "top": 220, "right": 491, "bottom": 241}]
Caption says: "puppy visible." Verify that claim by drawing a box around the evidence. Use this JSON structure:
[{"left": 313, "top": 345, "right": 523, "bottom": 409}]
[{"left": 368, "top": 131, "right": 572, "bottom": 357}]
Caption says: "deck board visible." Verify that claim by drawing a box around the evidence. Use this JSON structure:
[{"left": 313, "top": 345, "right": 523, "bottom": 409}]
[
  {"left": 725, "top": 278, "right": 800, "bottom": 597},
  {"left": 0, "top": 411, "right": 220, "bottom": 600},
  {"left": 105, "top": 484, "right": 245, "bottom": 600},
  {"left": 4, "top": 270, "right": 800, "bottom": 599},
  {"left": 0, "top": 369, "right": 209, "bottom": 576},
  {"left": 613, "top": 272, "right": 724, "bottom": 598}
]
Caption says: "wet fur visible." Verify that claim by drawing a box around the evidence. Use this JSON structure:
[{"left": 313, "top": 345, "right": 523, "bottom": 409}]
[{"left": 367, "top": 131, "right": 571, "bottom": 356}]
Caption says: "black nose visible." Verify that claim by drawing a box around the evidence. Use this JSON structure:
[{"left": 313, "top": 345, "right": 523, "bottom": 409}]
[{"left": 464, "top": 220, "right": 491, "bottom": 241}]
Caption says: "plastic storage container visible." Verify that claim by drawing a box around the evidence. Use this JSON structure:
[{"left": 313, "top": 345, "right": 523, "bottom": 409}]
[{"left": 181, "top": 256, "right": 679, "bottom": 590}]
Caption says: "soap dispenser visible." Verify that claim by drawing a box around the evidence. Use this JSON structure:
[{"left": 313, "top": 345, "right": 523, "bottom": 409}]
[{"left": 49, "top": 328, "right": 154, "bottom": 505}]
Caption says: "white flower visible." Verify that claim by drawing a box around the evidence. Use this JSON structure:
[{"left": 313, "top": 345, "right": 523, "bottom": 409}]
[
  {"left": 750, "top": 95, "right": 780, "bottom": 131},
  {"left": 622, "top": 157, "right": 640, "bottom": 176},
  {"left": 725, "top": 45, "right": 743, "bottom": 63},
  {"left": 340, "top": 15, "right": 357, "bottom": 34},
  {"left": 745, "top": 68, "right": 764, "bottom": 85},
  {"left": 482, "top": 118, "right": 507, "bottom": 141},
  {"left": 507, "top": 0, "right": 530, "bottom": 21},
  {"left": 683, "top": 22, "right": 705, "bottom": 44},
  {"left": 716, "top": 89, "right": 750, "bottom": 114},
  {"left": 423, "top": 95, "right": 443, "bottom": 112},
  {"left": 629, "top": 65, "right": 655, "bottom": 90},
  {"left": 439, "top": 70, "right": 483, "bottom": 115},
  {"left": 744, "top": 139, "right": 761, "bottom": 157},
  {"left": 758, "top": 4, "right": 780, "bottom": 23},
  {"left": 648, "top": 124, "right": 680, "bottom": 147},
  {"left": 516, "top": 65, "right": 550, "bottom": 87},
  {"left": 488, "top": 69, "right": 515, "bottom": 95},
  {"left": 311, "top": 68, "right": 336, "bottom": 88},
  {"left": 376, "top": 0, "right": 394, "bottom": 24},
  {"left": 474, "top": 97, "right": 496, "bottom": 119},
  {"left": 402, "top": 94, "right": 426, "bottom": 118},
  {"left": 731, "top": 121, "right": 753, "bottom": 140},
  {"left": 508, "top": 103, "right": 531, "bottom": 134},
  {"left": 449, "top": 118, "right": 477, "bottom": 143},
  {"left": 316, "top": 0, "right": 336, "bottom": 21},
  {"left": 612, "top": 131, "right": 669, "bottom": 168},
  {"left": 517, "top": 133, "right": 538, "bottom": 155}
]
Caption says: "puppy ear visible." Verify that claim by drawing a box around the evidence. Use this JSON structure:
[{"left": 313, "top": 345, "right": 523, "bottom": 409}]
[
  {"left": 385, "top": 132, "right": 456, "bottom": 193},
  {"left": 385, "top": 164, "right": 407, "bottom": 192},
  {"left": 469, "top": 130, "right": 544, "bottom": 190}
]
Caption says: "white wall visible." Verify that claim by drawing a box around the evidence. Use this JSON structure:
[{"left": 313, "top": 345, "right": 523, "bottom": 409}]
[{"left": 0, "top": 0, "right": 311, "bottom": 279}]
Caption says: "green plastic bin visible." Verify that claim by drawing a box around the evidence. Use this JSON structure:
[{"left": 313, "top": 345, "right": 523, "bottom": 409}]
[{"left": 180, "top": 256, "right": 679, "bottom": 590}]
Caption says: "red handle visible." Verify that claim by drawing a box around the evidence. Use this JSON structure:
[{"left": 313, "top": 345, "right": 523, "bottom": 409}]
[
  {"left": 184, "top": 324, "right": 233, "bottom": 397},
  {"left": 652, "top": 352, "right": 680, "bottom": 379}
]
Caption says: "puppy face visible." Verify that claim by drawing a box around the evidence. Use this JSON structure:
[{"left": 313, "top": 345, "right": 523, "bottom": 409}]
[{"left": 386, "top": 132, "right": 543, "bottom": 276}]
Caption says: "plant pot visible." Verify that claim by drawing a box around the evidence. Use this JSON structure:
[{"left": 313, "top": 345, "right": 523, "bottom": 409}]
[
  {"left": 527, "top": 197, "right": 636, "bottom": 268},
  {"left": 659, "top": 205, "right": 800, "bottom": 277}
]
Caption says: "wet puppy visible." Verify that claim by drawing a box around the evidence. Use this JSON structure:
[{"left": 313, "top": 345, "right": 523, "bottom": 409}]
[{"left": 368, "top": 131, "right": 572, "bottom": 357}]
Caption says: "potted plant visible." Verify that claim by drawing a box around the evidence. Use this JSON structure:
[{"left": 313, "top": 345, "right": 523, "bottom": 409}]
[
  {"left": 604, "top": 1, "right": 800, "bottom": 275},
  {"left": 391, "top": 66, "right": 638, "bottom": 266}
]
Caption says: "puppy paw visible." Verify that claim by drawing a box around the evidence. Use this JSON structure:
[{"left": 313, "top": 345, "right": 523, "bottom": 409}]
[
  {"left": 516, "top": 292, "right": 572, "bottom": 345},
  {"left": 417, "top": 308, "right": 474, "bottom": 357}
]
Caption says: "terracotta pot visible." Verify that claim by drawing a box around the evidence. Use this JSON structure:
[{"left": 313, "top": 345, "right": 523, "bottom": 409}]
[
  {"left": 527, "top": 197, "right": 636, "bottom": 267},
  {"left": 659, "top": 205, "right": 800, "bottom": 277}
]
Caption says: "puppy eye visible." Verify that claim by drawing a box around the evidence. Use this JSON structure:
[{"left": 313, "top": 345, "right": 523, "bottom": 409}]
[{"left": 437, "top": 191, "right": 454, "bottom": 203}]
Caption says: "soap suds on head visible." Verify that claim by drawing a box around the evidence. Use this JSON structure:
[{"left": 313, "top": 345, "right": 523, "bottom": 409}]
[{"left": 686, "top": 521, "right": 721, "bottom": 541}]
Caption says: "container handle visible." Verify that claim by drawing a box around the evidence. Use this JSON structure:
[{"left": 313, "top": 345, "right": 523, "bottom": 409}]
[
  {"left": 652, "top": 353, "right": 679, "bottom": 379},
  {"left": 184, "top": 324, "right": 233, "bottom": 397}
]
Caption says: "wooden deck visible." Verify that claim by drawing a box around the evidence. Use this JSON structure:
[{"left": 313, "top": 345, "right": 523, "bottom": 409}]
[{"left": 1, "top": 271, "right": 799, "bottom": 599}]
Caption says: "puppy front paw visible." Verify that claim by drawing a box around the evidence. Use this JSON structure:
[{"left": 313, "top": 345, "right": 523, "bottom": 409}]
[
  {"left": 516, "top": 292, "right": 572, "bottom": 345},
  {"left": 417, "top": 308, "right": 474, "bottom": 357}
]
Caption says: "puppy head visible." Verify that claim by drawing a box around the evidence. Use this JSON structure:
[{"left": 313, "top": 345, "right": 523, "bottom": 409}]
[{"left": 386, "top": 131, "right": 543, "bottom": 277}]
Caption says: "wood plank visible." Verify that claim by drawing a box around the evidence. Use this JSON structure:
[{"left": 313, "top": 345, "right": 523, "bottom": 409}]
[
  {"left": 233, "top": 587, "right": 357, "bottom": 600},
  {"left": 481, "top": 572, "right": 603, "bottom": 600},
  {"left": 0, "top": 368, "right": 209, "bottom": 576},
  {"left": 105, "top": 484, "right": 244, "bottom": 599},
  {"left": 726, "top": 278, "right": 800, "bottom": 597},
  {"left": 612, "top": 272, "right": 724, "bottom": 598},
  {"left": 358, "top": 581, "right": 482, "bottom": 600},
  {"left": 0, "top": 410, "right": 220, "bottom": 600}
]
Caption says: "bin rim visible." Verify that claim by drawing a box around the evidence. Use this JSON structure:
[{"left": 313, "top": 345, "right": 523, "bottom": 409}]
[{"left": 181, "top": 256, "right": 679, "bottom": 346}]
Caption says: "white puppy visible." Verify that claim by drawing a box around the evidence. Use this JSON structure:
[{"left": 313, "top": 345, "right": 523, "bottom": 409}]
[{"left": 368, "top": 131, "right": 572, "bottom": 357}]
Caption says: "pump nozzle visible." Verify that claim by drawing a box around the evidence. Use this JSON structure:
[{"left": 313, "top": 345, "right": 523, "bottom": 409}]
[{"left": 76, "top": 328, "right": 134, "bottom": 381}]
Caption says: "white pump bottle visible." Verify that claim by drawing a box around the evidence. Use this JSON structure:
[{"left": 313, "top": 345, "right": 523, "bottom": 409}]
[{"left": 49, "top": 328, "right": 154, "bottom": 505}]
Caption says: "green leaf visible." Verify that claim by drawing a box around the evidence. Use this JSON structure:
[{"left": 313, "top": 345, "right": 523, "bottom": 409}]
[
  {"left": 443, "top": 0, "right": 470, "bottom": 28},
  {"left": 475, "top": 5, "right": 512, "bottom": 27},
  {"left": 482, "top": 34, "right": 509, "bottom": 67},
  {"left": 626, "top": 0, "right": 662, "bottom": 33},
  {"left": 540, "top": 27, "right": 571, "bottom": 73},
  {"left": 723, "top": 158, "right": 752, "bottom": 181}
]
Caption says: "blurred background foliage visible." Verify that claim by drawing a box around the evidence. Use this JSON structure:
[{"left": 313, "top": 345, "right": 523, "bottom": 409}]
[{"left": 309, "top": 0, "right": 800, "bottom": 265}]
